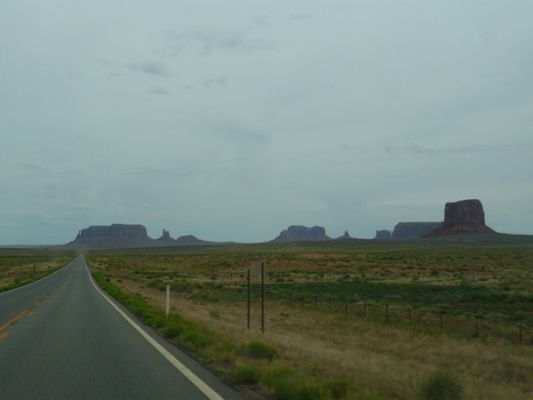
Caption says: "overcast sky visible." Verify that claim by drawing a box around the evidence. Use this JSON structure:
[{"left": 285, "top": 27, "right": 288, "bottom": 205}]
[{"left": 1, "top": 1, "right": 532, "bottom": 244}]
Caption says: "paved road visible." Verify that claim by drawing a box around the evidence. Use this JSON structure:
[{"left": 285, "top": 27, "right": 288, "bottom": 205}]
[{"left": 0, "top": 256, "right": 242, "bottom": 400}]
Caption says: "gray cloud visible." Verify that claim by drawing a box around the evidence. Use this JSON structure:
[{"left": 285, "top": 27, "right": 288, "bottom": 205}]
[
  {"left": 44, "top": 184, "right": 58, "bottom": 200},
  {"left": 286, "top": 12, "right": 310, "bottom": 22},
  {"left": 126, "top": 61, "right": 171, "bottom": 77},
  {"left": 203, "top": 76, "right": 228, "bottom": 89},
  {"left": 166, "top": 26, "right": 273, "bottom": 56},
  {"left": 148, "top": 85, "right": 172, "bottom": 95},
  {"left": 253, "top": 11, "right": 310, "bottom": 27},
  {"left": 1, "top": 1, "right": 533, "bottom": 244},
  {"left": 19, "top": 163, "right": 48, "bottom": 176},
  {"left": 384, "top": 143, "right": 487, "bottom": 158},
  {"left": 120, "top": 166, "right": 189, "bottom": 178}
]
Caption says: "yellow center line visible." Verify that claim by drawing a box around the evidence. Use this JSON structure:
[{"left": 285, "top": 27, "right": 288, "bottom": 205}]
[
  {"left": 0, "top": 331, "right": 9, "bottom": 342},
  {"left": 0, "top": 310, "right": 29, "bottom": 332}
]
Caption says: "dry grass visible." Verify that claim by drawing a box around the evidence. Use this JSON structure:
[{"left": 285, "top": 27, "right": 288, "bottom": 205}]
[
  {"left": 116, "top": 276, "right": 533, "bottom": 400},
  {"left": 0, "top": 249, "right": 73, "bottom": 291}
]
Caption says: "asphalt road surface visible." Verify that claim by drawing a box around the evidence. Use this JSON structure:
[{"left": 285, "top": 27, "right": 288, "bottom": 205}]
[{"left": 0, "top": 256, "right": 242, "bottom": 400}]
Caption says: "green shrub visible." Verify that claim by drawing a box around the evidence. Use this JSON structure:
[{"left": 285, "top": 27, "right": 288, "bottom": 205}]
[
  {"left": 244, "top": 341, "right": 277, "bottom": 361},
  {"left": 183, "top": 331, "right": 210, "bottom": 349},
  {"left": 230, "top": 366, "right": 262, "bottom": 384},
  {"left": 262, "top": 367, "right": 294, "bottom": 388},
  {"left": 294, "top": 385, "right": 326, "bottom": 400},
  {"left": 263, "top": 368, "right": 329, "bottom": 400},
  {"left": 325, "top": 380, "right": 348, "bottom": 399},
  {"left": 164, "top": 324, "right": 183, "bottom": 339},
  {"left": 272, "top": 381, "right": 327, "bottom": 400},
  {"left": 421, "top": 370, "right": 463, "bottom": 400}
]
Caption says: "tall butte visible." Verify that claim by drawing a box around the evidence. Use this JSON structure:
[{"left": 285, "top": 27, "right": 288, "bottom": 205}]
[{"left": 428, "top": 199, "right": 496, "bottom": 236}]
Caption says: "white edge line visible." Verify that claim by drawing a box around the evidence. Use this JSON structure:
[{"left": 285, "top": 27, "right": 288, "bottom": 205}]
[{"left": 84, "top": 258, "right": 225, "bottom": 400}]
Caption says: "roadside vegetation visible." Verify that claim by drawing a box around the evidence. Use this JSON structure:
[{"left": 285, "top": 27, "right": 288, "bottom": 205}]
[
  {"left": 0, "top": 249, "right": 74, "bottom": 292},
  {"left": 87, "top": 238, "right": 533, "bottom": 399}
]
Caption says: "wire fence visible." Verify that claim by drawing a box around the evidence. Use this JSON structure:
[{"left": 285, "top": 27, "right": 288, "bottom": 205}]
[{"left": 272, "top": 295, "right": 532, "bottom": 345}]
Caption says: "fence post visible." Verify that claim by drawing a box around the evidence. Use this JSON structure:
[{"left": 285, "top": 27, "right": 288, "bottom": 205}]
[
  {"left": 247, "top": 269, "right": 250, "bottom": 330},
  {"left": 261, "top": 261, "right": 265, "bottom": 334}
]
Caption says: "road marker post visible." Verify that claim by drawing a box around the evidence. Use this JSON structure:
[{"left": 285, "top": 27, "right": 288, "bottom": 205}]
[{"left": 166, "top": 284, "right": 170, "bottom": 319}]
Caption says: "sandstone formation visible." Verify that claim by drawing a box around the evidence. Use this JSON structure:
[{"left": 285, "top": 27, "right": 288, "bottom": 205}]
[
  {"left": 392, "top": 222, "right": 442, "bottom": 239},
  {"left": 427, "top": 199, "right": 495, "bottom": 236},
  {"left": 155, "top": 229, "right": 174, "bottom": 243},
  {"left": 374, "top": 230, "right": 392, "bottom": 240},
  {"left": 175, "top": 235, "right": 212, "bottom": 246},
  {"left": 71, "top": 224, "right": 150, "bottom": 248},
  {"left": 335, "top": 231, "right": 352, "bottom": 240},
  {"left": 67, "top": 224, "right": 214, "bottom": 248},
  {"left": 272, "top": 225, "right": 331, "bottom": 242}
]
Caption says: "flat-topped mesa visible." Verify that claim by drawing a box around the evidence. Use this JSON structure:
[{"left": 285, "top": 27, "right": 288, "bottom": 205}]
[
  {"left": 392, "top": 222, "right": 443, "bottom": 239},
  {"left": 374, "top": 230, "right": 392, "bottom": 240},
  {"left": 76, "top": 224, "right": 148, "bottom": 240},
  {"left": 72, "top": 224, "right": 150, "bottom": 248},
  {"left": 272, "top": 225, "right": 331, "bottom": 242},
  {"left": 428, "top": 199, "right": 496, "bottom": 236}
]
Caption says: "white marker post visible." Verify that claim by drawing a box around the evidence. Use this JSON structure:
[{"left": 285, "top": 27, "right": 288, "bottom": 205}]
[{"left": 166, "top": 284, "right": 170, "bottom": 319}]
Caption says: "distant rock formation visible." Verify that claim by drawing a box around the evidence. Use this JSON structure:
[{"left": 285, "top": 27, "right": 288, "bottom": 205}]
[
  {"left": 70, "top": 224, "right": 150, "bottom": 248},
  {"left": 427, "top": 199, "right": 496, "bottom": 236},
  {"left": 335, "top": 231, "right": 351, "bottom": 240},
  {"left": 374, "top": 230, "right": 392, "bottom": 240},
  {"left": 175, "top": 235, "right": 212, "bottom": 246},
  {"left": 156, "top": 229, "right": 174, "bottom": 243},
  {"left": 272, "top": 225, "right": 331, "bottom": 242},
  {"left": 66, "top": 224, "right": 215, "bottom": 249},
  {"left": 392, "top": 222, "right": 442, "bottom": 239}
]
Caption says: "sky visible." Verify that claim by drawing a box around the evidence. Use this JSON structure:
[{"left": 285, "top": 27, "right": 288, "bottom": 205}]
[{"left": 1, "top": 0, "right": 532, "bottom": 244}]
